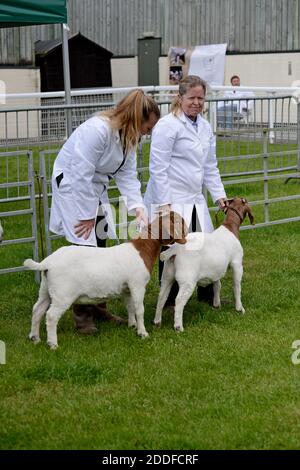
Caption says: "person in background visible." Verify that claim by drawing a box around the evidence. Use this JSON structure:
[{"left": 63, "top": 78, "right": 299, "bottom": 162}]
[
  {"left": 144, "top": 75, "right": 227, "bottom": 308},
  {"left": 218, "top": 75, "right": 255, "bottom": 128},
  {"left": 50, "top": 89, "right": 160, "bottom": 334},
  {"left": 224, "top": 75, "right": 255, "bottom": 113}
]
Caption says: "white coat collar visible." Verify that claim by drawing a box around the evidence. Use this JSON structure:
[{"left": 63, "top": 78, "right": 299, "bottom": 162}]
[
  {"left": 99, "top": 115, "right": 121, "bottom": 144},
  {"left": 177, "top": 112, "right": 201, "bottom": 134},
  {"left": 178, "top": 111, "right": 201, "bottom": 123}
]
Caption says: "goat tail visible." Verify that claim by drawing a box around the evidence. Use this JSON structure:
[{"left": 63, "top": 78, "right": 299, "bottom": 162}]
[{"left": 24, "top": 259, "right": 45, "bottom": 271}]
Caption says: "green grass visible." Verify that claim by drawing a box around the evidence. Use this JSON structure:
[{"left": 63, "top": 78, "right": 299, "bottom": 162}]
[
  {"left": 1, "top": 223, "right": 300, "bottom": 449},
  {"left": 0, "top": 140, "right": 300, "bottom": 449}
]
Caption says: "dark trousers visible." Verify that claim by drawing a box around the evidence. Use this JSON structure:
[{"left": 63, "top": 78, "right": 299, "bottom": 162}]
[
  {"left": 159, "top": 206, "right": 213, "bottom": 306},
  {"left": 95, "top": 203, "right": 108, "bottom": 247}
]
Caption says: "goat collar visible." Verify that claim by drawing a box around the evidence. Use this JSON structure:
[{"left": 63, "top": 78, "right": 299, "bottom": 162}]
[{"left": 225, "top": 206, "right": 244, "bottom": 224}]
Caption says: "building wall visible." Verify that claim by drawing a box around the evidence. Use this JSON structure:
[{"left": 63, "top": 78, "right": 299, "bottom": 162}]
[
  {"left": 0, "top": 68, "right": 40, "bottom": 140},
  {"left": 62, "top": 0, "right": 300, "bottom": 55},
  {"left": 224, "top": 52, "right": 300, "bottom": 88},
  {"left": 112, "top": 52, "right": 300, "bottom": 88},
  {"left": 1, "top": 52, "right": 299, "bottom": 95},
  {"left": 0, "top": 67, "right": 40, "bottom": 96},
  {"left": 111, "top": 57, "right": 138, "bottom": 87},
  {"left": 0, "top": 0, "right": 300, "bottom": 65}
]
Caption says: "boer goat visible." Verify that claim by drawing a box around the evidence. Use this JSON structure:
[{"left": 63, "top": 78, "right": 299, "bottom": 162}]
[
  {"left": 154, "top": 198, "right": 254, "bottom": 332},
  {"left": 24, "top": 211, "right": 187, "bottom": 349}
]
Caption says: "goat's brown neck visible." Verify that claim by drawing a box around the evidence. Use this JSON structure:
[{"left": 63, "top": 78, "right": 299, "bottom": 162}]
[
  {"left": 222, "top": 209, "right": 242, "bottom": 239},
  {"left": 130, "top": 238, "right": 162, "bottom": 274}
]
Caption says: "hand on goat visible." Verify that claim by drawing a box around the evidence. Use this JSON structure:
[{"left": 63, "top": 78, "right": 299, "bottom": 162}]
[
  {"left": 135, "top": 207, "right": 148, "bottom": 229},
  {"left": 217, "top": 198, "right": 228, "bottom": 211}
]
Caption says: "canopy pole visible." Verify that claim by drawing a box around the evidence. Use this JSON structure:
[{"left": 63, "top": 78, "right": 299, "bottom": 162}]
[{"left": 61, "top": 22, "right": 72, "bottom": 137}]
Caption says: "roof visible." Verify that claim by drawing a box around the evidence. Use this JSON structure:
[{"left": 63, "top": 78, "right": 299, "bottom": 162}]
[
  {"left": 35, "top": 38, "right": 61, "bottom": 55},
  {"left": 35, "top": 32, "right": 113, "bottom": 57}
]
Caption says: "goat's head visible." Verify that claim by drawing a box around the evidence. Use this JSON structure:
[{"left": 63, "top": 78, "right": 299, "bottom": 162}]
[
  {"left": 0, "top": 221, "right": 3, "bottom": 243},
  {"left": 142, "top": 211, "right": 188, "bottom": 245},
  {"left": 224, "top": 198, "right": 255, "bottom": 225}
]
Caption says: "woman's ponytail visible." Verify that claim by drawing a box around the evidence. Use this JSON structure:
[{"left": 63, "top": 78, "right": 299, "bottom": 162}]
[{"left": 99, "top": 89, "right": 160, "bottom": 152}]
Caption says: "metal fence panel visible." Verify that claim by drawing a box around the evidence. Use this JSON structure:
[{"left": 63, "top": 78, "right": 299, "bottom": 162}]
[
  {"left": 0, "top": 86, "right": 299, "bottom": 271},
  {"left": 0, "top": 150, "right": 39, "bottom": 279}
]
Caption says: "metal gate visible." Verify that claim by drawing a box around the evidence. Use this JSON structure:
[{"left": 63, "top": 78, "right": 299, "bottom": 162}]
[
  {"left": 0, "top": 87, "right": 299, "bottom": 272},
  {"left": 0, "top": 150, "right": 39, "bottom": 279}
]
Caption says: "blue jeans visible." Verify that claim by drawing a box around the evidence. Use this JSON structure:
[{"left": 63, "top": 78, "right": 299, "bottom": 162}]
[{"left": 217, "top": 104, "right": 239, "bottom": 129}]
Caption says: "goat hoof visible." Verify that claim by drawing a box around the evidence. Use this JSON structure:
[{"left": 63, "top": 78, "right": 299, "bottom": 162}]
[
  {"left": 139, "top": 331, "right": 149, "bottom": 339},
  {"left": 47, "top": 341, "right": 58, "bottom": 350},
  {"left": 213, "top": 303, "right": 221, "bottom": 309},
  {"left": 29, "top": 334, "right": 40, "bottom": 344},
  {"left": 128, "top": 322, "right": 137, "bottom": 329},
  {"left": 174, "top": 325, "right": 184, "bottom": 332},
  {"left": 237, "top": 307, "right": 245, "bottom": 315},
  {"left": 153, "top": 321, "right": 161, "bottom": 328}
]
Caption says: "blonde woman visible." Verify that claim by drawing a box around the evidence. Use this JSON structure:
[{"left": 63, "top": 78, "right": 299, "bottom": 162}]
[
  {"left": 50, "top": 89, "right": 160, "bottom": 333},
  {"left": 144, "top": 75, "right": 227, "bottom": 307}
]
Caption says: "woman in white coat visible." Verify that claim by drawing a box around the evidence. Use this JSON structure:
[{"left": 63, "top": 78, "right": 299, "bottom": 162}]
[
  {"left": 144, "top": 75, "right": 227, "bottom": 306},
  {"left": 50, "top": 89, "right": 160, "bottom": 333}
]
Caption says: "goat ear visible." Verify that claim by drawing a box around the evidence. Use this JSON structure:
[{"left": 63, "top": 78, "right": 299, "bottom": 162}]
[{"left": 247, "top": 206, "right": 255, "bottom": 225}]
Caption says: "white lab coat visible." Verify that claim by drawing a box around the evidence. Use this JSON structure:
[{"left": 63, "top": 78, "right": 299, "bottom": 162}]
[
  {"left": 222, "top": 89, "right": 255, "bottom": 114},
  {"left": 144, "top": 112, "right": 226, "bottom": 232},
  {"left": 49, "top": 116, "right": 144, "bottom": 246}
]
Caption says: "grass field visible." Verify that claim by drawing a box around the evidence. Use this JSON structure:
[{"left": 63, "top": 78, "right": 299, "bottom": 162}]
[
  {"left": 0, "top": 140, "right": 300, "bottom": 449},
  {"left": 1, "top": 222, "right": 300, "bottom": 450}
]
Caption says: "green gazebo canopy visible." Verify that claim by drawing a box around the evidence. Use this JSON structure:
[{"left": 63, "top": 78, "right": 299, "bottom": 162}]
[
  {"left": 0, "top": 0, "right": 72, "bottom": 136},
  {"left": 0, "top": 0, "right": 67, "bottom": 27}
]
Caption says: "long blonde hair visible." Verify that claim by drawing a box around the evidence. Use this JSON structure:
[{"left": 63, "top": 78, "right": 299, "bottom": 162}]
[
  {"left": 171, "top": 75, "right": 207, "bottom": 116},
  {"left": 99, "top": 89, "right": 160, "bottom": 153}
]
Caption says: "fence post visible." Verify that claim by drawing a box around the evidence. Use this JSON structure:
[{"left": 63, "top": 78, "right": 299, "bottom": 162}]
[
  {"left": 263, "top": 129, "right": 270, "bottom": 223},
  {"left": 39, "top": 151, "right": 52, "bottom": 257},
  {"left": 297, "top": 101, "right": 300, "bottom": 172},
  {"left": 28, "top": 151, "right": 40, "bottom": 283},
  {"left": 268, "top": 92, "right": 275, "bottom": 144},
  {"left": 61, "top": 23, "right": 72, "bottom": 138},
  {"left": 0, "top": 340, "right": 6, "bottom": 365},
  {"left": 209, "top": 91, "right": 217, "bottom": 133}
]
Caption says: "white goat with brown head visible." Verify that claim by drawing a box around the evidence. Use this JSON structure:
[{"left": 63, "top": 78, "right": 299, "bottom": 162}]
[
  {"left": 24, "top": 211, "right": 187, "bottom": 349},
  {"left": 154, "top": 198, "right": 254, "bottom": 332}
]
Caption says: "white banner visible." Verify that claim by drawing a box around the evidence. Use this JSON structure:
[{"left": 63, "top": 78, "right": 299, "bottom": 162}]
[{"left": 188, "top": 43, "right": 227, "bottom": 86}]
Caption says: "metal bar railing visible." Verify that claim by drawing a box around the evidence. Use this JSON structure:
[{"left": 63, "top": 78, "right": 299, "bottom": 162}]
[
  {"left": 0, "top": 150, "right": 39, "bottom": 280},
  {"left": 0, "top": 92, "right": 299, "bottom": 273}
]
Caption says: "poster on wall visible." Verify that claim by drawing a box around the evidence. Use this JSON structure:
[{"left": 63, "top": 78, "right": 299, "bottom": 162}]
[
  {"left": 188, "top": 43, "right": 227, "bottom": 86},
  {"left": 168, "top": 47, "right": 187, "bottom": 84},
  {"left": 168, "top": 43, "right": 227, "bottom": 86}
]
